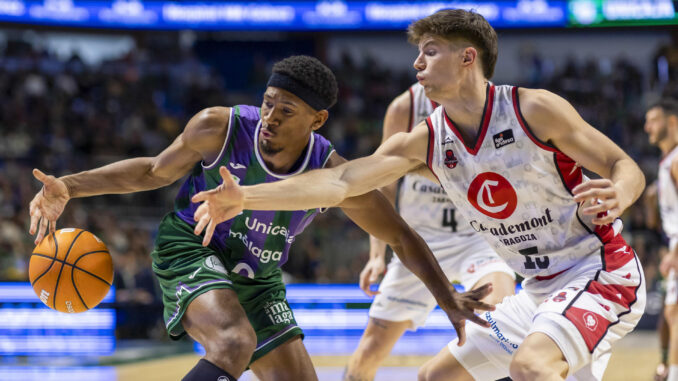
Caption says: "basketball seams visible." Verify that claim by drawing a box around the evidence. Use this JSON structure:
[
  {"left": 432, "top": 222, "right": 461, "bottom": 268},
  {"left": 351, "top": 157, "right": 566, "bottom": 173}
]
[
  {"left": 71, "top": 251, "right": 114, "bottom": 287},
  {"left": 52, "top": 230, "right": 85, "bottom": 310},
  {"left": 33, "top": 251, "right": 113, "bottom": 286},
  {"left": 30, "top": 232, "right": 59, "bottom": 287},
  {"left": 71, "top": 269, "right": 89, "bottom": 310}
]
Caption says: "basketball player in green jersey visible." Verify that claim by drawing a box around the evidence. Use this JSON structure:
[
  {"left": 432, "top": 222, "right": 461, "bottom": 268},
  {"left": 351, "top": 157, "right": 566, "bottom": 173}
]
[{"left": 28, "top": 56, "right": 495, "bottom": 381}]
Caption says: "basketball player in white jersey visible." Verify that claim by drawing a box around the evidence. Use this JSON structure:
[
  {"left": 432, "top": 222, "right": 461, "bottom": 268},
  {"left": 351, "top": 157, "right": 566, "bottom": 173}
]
[
  {"left": 645, "top": 99, "right": 678, "bottom": 381},
  {"left": 345, "top": 83, "right": 515, "bottom": 381},
  {"left": 190, "top": 9, "right": 647, "bottom": 380}
]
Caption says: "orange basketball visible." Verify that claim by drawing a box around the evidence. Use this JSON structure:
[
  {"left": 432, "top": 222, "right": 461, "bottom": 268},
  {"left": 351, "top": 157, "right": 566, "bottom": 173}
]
[{"left": 29, "top": 228, "right": 113, "bottom": 313}]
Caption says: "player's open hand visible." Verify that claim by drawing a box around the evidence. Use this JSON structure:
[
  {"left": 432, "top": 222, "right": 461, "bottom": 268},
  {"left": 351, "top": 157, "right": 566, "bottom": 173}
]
[
  {"left": 359, "top": 257, "right": 385, "bottom": 296},
  {"left": 191, "top": 166, "right": 244, "bottom": 246},
  {"left": 29, "top": 169, "right": 70, "bottom": 245},
  {"left": 572, "top": 179, "right": 623, "bottom": 225},
  {"left": 439, "top": 282, "right": 495, "bottom": 346}
]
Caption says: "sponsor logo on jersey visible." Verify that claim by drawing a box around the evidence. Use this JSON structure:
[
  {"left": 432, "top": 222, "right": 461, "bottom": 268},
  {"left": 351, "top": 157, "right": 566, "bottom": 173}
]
[
  {"left": 229, "top": 162, "right": 246, "bottom": 170},
  {"left": 411, "top": 180, "right": 447, "bottom": 195},
  {"left": 441, "top": 135, "right": 454, "bottom": 145},
  {"left": 228, "top": 230, "right": 284, "bottom": 264},
  {"left": 469, "top": 208, "right": 554, "bottom": 246},
  {"left": 584, "top": 312, "right": 598, "bottom": 331},
  {"left": 444, "top": 149, "right": 458, "bottom": 169},
  {"left": 245, "top": 216, "right": 294, "bottom": 243},
  {"left": 467, "top": 172, "right": 517, "bottom": 219},
  {"left": 493, "top": 129, "right": 515, "bottom": 149}
]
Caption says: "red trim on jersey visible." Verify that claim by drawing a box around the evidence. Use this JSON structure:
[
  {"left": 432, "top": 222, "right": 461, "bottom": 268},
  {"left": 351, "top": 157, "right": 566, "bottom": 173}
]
[
  {"left": 554, "top": 152, "right": 582, "bottom": 192},
  {"left": 511, "top": 86, "right": 559, "bottom": 153},
  {"left": 425, "top": 117, "right": 442, "bottom": 183},
  {"left": 443, "top": 84, "right": 494, "bottom": 155},
  {"left": 408, "top": 87, "right": 415, "bottom": 132},
  {"left": 426, "top": 116, "right": 435, "bottom": 171},
  {"left": 430, "top": 99, "right": 439, "bottom": 110}
]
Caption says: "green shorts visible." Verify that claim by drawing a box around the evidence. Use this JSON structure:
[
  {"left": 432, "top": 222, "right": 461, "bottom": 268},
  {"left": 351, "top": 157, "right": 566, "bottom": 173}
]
[{"left": 150, "top": 213, "right": 303, "bottom": 363}]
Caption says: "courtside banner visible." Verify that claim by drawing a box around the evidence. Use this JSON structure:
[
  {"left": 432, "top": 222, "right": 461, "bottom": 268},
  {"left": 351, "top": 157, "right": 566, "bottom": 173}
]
[{"left": 0, "top": 0, "right": 567, "bottom": 30}]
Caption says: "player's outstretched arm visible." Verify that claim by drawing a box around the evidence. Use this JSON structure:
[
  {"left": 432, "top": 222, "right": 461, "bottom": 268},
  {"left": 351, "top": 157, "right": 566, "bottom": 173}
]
[
  {"left": 29, "top": 107, "right": 230, "bottom": 244},
  {"left": 191, "top": 122, "right": 431, "bottom": 233},
  {"left": 519, "top": 88, "right": 646, "bottom": 225}
]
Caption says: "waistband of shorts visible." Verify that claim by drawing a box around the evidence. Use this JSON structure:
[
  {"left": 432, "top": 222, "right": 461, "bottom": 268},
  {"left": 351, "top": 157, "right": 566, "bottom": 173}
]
[{"left": 535, "top": 266, "right": 574, "bottom": 281}]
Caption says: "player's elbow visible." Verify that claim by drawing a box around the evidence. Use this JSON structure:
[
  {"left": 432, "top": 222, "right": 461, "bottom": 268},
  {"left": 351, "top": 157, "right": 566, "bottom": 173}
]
[{"left": 146, "top": 159, "right": 179, "bottom": 188}]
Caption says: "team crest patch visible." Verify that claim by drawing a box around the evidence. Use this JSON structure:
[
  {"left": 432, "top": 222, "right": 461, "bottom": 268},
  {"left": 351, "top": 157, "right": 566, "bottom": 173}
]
[
  {"left": 493, "top": 129, "right": 515, "bottom": 149},
  {"left": 444, "top": 149, "right": 458, "bottom": 168},
  {"left": 552, "top": 291, "right": 567, "bottom": 302}
]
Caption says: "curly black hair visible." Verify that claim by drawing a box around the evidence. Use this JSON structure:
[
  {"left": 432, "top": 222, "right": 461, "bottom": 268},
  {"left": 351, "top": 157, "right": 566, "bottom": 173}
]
[{"left": 271, "top": 55, "right": 338, "bottom": 109}]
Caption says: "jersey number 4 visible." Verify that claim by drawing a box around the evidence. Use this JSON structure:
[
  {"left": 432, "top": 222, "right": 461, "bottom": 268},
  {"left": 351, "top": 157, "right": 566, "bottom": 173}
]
[
  {"left": 442, "top": 208, "right": 457, "bottom": 232},
  {"left": 519, "top": 246, "right": 550, "bottom": 269}
]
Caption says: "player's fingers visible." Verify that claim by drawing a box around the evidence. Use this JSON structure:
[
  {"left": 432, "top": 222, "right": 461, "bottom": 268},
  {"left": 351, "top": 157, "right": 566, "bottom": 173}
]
[
  {"left": 219, "top": 166, "right": 235, "bottom": 186},
  {"left": 202, "top": 219, "right": 215, "bottom": 247},
  {"left": 454, "top": 321, "right": 466, "bottom": 346},
  {"left": 572, "top": 179, "right": 612, "bottom": 195},
  {"left": 369, "top": 268, "right": 380, "bottom": 283},
  {"left": 48, "top": 219, "right": 56, "bottom": 234},
  {"left": 32, "top": 169, "right": 50, "bottom": 184},
  {"left": 29, "top": 208, "right": 41, "bottom": 235},
  {"left": 193, "top": 203, "right": 207, "bottom": 222},
  {"left": 592, "top": 210, "right": 618, "bottom": 225},
  {"left": 466, "top": 300, "right": 496, "bottom": 312},
  {"left": 36, "top": 216, "right": 48, "bottom": 245},
  {"left": 466, "top": 311, "right": 491, "bottom": 328},
  {"left": 572, "top": 188, "right": 603, "bottom": 203},
  {"left": 194, "top": 214, "right": 209, "bottom": 236},
  {"left": 581, "top": 202, "right": 612, "bottom": 216},
  {"left": 359, "top": 272, "right": 369, "bottom": 294},
  {"left": 468, "top": 282, "right": 493, "bottom": 299},
  {"left": 191, "top": 190, "right": 213, "bottom": 203}
]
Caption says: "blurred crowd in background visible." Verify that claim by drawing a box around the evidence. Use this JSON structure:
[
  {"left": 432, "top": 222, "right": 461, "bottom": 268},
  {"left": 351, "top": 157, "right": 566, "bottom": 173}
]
[{"left": 0, "top": 30, "right": 677, "bottom": 338}]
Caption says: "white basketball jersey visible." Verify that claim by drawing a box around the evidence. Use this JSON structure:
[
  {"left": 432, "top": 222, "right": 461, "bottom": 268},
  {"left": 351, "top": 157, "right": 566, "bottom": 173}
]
[
  {"left": 426, "top": 84, "right": 615, "bottom": 279},
  {"left": 659, "top": 146, "right": 678, "bottom": 244},
  {"left": 397, "top": 83, "right": 475, "bottom": 250}
]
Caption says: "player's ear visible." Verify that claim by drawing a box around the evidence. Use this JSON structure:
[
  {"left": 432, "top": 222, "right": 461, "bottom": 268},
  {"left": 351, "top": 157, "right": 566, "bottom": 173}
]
[
  {"left": 312, "top": 110, "right": 329, "bottom": 131},
  {"left": 462, "top": 46, "right": 477, "bottom": 66}
]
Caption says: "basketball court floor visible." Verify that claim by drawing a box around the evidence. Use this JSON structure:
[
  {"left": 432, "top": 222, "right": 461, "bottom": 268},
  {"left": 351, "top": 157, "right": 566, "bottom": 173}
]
[{"left": 0, "top": 330, "right": 661, "bottom": 380}]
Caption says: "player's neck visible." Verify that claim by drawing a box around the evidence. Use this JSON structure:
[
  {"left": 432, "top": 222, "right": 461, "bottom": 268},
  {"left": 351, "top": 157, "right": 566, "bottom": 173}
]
[
  {"left": 259, "top": 139, "right": 310, "bottom": 174},
  {"left": 439, "top": 76, "right": 489, "bottom": 139},
  {"left": 659, "top": 138, "right": 678, "bottom": 157}
]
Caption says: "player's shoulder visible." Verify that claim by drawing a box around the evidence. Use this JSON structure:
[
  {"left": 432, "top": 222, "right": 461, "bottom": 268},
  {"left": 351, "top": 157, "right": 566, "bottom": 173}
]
[
  {"left": 516, "top": 87, "right": 564, "bottom": 115},
  {"left": 670, "top": 152, "right": 678, "bottom": 174},
  {"left": 182, "top": 107, "right": 231, "bottom": 152},
  {"left": 190, "top": 106, "right": 231, "bottom": 131},
  {"left": 387, "top": 89, "right": 412, "bottom": 118}
]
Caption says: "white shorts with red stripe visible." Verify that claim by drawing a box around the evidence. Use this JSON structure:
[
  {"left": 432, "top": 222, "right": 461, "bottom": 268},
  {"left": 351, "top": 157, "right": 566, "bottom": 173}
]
[{"left": 448, "top": 234, "right": 645, "bottom": 380}]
